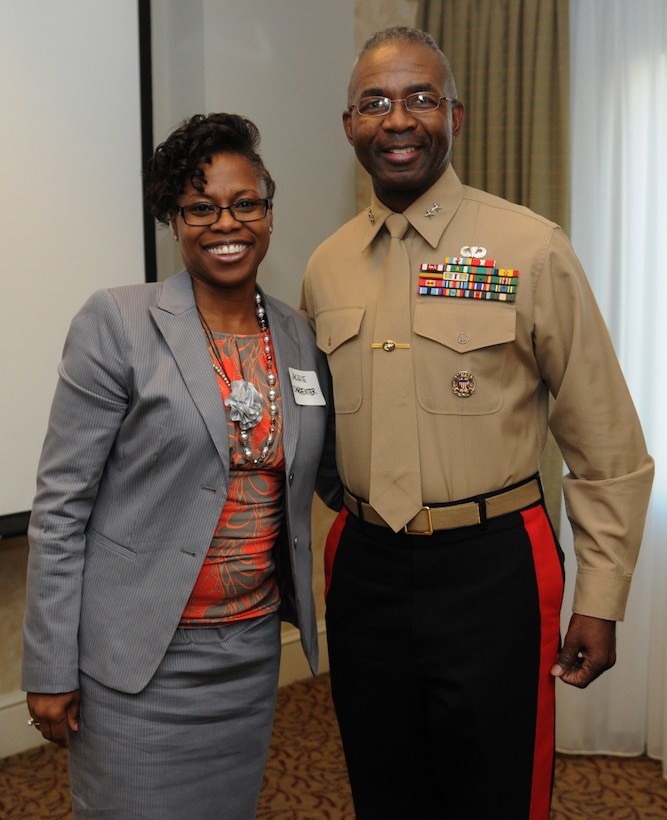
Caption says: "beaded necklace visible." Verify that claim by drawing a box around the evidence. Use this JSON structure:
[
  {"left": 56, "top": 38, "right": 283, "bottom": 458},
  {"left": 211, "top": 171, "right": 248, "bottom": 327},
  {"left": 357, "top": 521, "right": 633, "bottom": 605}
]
[{"left": 197, "top": 292, "right": 278, "bottom": 465}]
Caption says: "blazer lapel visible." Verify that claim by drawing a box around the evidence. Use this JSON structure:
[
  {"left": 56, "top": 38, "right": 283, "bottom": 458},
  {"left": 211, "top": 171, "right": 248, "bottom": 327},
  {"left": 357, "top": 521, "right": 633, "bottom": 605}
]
[
  {"left": 150, "top": 271, "right": 230, "bottom": 471},
  {"left": 264, "top": 291, "right": 301, "bottom": 471}
]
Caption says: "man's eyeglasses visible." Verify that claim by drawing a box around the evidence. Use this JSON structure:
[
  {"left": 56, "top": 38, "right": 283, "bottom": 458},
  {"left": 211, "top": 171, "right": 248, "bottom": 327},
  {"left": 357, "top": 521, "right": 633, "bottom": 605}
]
[
  {"left": 349, "top": 92, "right": 456, "bottom": 118},
  {"left": 177, "top": 199, "right": 272, "bottom": 226}
]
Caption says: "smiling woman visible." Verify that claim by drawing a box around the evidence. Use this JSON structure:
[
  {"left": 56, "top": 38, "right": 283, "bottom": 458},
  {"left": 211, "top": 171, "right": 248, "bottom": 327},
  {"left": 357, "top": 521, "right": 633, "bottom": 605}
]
[
  {"left": 22, "top": 111, "right": 333, "bottom": 819},
  {"left": 171, "top": 152, "right": 274, "bottom": 319}
]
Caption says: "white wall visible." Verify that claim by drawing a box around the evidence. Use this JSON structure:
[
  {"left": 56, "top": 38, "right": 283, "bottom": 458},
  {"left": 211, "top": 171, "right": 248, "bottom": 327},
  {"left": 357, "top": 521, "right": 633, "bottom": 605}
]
[
  {"left": 151, "top": 0, "right": 357, "bottom": 306},
  {"left": 0, "top": 0, "right": 356, "bottom": 524},
  {"left": 0, "top": 0, "right": 144, "bottom": 519}
]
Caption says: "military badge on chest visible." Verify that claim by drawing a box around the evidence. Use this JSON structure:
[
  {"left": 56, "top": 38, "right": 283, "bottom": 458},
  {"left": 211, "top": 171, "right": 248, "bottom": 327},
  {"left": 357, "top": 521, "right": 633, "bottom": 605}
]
[
  {"left": 451, "top": 371, "right": 477, "bottom": 397},
  {"left": 418, "top": 247, "right": 519, "bottom": 302},
  {"left": 418, "top": 246, "right": 520, "bottom": 398}
]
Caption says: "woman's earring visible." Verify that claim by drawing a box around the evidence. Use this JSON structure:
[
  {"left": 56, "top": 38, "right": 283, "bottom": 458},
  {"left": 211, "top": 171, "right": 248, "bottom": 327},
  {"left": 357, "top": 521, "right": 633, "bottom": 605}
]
[
  {"left": 269, "top": 227, "right": 273, "bottom": 234},
  {"left": 174, "top": 234, "right": 179, "bottom": 241}
]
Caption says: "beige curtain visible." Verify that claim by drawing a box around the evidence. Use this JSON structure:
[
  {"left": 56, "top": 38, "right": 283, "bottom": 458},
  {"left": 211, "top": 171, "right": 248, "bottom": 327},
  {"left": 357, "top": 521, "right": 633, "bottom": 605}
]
[
  {"left": 418, "top": 0, "right": 570, "bottom": 226},
  {"left": 418, "top": 0, "right": 569, "bottom": 525}
]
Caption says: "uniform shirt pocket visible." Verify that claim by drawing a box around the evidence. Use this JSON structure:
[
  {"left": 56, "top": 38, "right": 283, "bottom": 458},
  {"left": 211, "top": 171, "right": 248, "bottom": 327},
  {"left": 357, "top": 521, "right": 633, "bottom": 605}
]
[
  {"left": 315, "top": 306, "right": 365, "bottom": 413},
  {"left": 413, "top": 299, "right": 516, "bottom": 415}
]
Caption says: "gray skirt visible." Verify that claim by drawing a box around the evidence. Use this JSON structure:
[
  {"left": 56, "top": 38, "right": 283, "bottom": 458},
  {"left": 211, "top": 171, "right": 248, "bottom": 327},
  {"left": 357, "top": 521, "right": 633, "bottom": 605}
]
[{"left": 68, "top": 613, "right": 281, "bottom": 819}]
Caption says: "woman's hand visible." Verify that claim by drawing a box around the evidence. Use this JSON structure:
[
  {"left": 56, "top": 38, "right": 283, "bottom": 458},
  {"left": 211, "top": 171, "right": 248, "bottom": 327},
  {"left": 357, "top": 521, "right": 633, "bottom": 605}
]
[{"left": 27, "top": 690, "right": 81, "bottom": 748}]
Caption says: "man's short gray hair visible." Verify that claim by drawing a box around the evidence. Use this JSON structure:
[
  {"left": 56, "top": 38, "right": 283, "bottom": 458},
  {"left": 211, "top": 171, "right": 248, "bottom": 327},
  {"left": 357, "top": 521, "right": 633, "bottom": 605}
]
[{"left": 350, "top": 26, "right": 457, "bottom": 101}]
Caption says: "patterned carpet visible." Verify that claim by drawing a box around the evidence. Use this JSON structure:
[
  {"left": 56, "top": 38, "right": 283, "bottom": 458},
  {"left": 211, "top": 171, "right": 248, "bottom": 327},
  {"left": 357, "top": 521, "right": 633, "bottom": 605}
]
[{"left": 1, "top": 673, "right": 666, "bottom": 819}]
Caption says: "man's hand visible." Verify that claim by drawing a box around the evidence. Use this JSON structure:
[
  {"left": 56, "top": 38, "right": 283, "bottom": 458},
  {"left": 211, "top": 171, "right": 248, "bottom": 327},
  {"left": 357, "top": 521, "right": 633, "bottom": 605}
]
[
  {"left": 27, "top": 690, "right": 81, "bottom": 748},
  {"left": 551, "top": 613, "right": 616, "bottom": 688}
]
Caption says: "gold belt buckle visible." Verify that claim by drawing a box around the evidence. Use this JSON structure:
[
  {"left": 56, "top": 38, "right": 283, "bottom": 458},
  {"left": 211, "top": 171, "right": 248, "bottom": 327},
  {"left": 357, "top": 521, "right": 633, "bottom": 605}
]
[{"left": 403, "top": 506, "right": 434, "bottom": 536}]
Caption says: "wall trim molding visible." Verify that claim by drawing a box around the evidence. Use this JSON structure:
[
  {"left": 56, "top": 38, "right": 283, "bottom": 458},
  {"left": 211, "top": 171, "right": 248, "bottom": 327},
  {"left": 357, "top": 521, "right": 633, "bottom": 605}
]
[{"left": 279, "top": 619, "right": 329, "bottom": 688}]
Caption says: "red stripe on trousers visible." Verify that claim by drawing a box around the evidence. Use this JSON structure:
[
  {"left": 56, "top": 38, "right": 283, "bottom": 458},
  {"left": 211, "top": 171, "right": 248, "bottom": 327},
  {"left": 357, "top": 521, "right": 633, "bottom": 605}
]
[
  {"left": 522, "top": 505, "right": 564, "bottom": 820},
  {"left": 324, "top": 507, "right": 348, "bottom": 599}
]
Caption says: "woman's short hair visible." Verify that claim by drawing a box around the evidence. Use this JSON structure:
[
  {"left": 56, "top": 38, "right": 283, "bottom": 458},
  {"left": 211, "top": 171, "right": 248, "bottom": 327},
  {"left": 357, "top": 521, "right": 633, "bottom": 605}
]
[{"left": 144, "top": 112, "right": 276, "bottom": 225}]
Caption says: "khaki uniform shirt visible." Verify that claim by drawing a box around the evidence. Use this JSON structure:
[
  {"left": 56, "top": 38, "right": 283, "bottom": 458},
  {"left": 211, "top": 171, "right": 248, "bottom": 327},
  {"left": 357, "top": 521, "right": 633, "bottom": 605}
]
[{"left": 301, "top": 167, "right": 653, "bottom": 621}]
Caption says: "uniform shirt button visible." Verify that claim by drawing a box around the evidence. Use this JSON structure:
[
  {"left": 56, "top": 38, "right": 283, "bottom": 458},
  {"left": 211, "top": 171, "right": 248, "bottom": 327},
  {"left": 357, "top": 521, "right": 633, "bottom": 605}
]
[{"left": 458, "top": 333, "right": 468, "bottom": 345}]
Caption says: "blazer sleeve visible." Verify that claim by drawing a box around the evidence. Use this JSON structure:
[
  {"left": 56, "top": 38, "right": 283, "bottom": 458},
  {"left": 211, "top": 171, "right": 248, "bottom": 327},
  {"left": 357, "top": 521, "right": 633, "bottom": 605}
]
[{"left": 23, "top": 289, "right": 130, "bottom": 692}]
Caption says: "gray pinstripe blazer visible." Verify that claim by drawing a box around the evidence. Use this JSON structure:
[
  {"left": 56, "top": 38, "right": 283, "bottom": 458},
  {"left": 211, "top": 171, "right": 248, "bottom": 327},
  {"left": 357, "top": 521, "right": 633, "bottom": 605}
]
[{"left": 23, "top": 270, "right": 330, "bottom": 694}]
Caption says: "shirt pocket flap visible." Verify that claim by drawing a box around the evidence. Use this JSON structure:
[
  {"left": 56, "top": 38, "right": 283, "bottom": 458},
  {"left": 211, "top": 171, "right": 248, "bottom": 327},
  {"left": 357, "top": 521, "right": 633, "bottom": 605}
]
[
  {"left": 315, "top": 306, "right": 366, "bottom": 354},
  {"left": 414, "top": 299, "right": 516, "bottom": 352}
]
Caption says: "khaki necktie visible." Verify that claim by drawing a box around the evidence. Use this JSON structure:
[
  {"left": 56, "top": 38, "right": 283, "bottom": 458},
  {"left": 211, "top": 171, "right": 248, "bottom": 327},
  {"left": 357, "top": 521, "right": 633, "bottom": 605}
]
[{"left": 368, "top": 213, "right": 423, "bottom": 531}]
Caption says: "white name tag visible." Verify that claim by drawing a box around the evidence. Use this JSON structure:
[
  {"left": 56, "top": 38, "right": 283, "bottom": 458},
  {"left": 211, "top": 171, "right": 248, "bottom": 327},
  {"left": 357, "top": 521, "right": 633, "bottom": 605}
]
[{"left": 288, "top": 368, "right": 326, "bottom": 405}]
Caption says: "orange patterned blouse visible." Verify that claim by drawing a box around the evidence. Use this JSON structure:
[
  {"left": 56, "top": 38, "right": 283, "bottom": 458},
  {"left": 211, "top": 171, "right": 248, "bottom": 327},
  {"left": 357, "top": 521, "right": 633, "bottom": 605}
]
[{"left": 180, "top": 330, "right": 284, "bottom": 626}]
